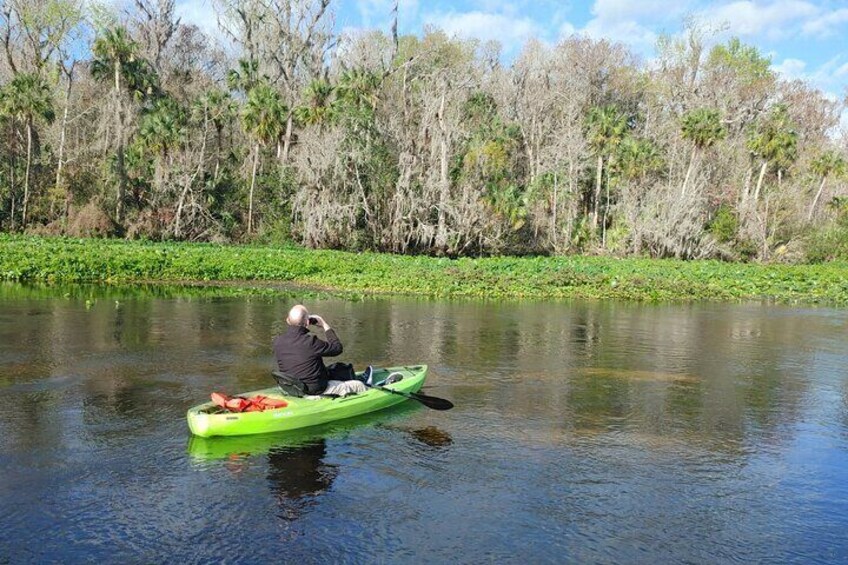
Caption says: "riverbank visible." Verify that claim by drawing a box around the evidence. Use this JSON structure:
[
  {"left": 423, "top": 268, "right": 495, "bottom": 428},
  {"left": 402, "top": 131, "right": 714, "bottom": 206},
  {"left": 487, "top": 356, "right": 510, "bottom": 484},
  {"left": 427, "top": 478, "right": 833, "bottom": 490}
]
[{"left": 1, "top": 234, "right": 847, "bottom": 304}]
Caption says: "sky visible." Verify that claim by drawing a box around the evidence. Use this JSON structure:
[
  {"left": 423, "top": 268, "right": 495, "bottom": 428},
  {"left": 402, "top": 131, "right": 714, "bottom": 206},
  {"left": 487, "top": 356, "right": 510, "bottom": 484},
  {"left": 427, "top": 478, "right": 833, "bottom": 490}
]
[{"left": 175, "top": 0, "right": 848, "bottom": 103}]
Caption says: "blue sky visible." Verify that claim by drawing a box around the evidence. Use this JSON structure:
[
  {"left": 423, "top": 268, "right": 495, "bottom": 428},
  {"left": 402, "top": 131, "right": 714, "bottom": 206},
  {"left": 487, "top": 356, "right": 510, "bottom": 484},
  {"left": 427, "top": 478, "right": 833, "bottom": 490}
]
[{"left": 176, "top": 0, "right": 848, "bottom": 100}]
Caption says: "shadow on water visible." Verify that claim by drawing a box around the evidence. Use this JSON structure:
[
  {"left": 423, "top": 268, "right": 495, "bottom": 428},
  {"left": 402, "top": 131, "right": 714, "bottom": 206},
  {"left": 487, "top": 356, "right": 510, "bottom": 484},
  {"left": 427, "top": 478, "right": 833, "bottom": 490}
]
[{"left": 406, "top": 425, "right": 454, "bottom": 449}]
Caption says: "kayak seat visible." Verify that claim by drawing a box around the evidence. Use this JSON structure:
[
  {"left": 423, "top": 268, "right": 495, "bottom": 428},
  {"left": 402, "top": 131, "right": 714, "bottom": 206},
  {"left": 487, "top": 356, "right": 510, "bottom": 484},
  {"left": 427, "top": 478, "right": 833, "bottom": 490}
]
[{"left": 272, "top": 371, "right": 307, "bottom": 398}]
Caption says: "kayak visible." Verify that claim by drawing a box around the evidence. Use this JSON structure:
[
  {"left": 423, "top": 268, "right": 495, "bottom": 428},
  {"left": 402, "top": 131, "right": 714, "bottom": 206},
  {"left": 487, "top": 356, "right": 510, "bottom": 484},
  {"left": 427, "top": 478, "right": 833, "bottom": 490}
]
[
  {"left": 187, "top": 402, "right": 422, "bottom": 460},
  {"left": 187, "top": 365, "right": 427, "bottom": 438}
]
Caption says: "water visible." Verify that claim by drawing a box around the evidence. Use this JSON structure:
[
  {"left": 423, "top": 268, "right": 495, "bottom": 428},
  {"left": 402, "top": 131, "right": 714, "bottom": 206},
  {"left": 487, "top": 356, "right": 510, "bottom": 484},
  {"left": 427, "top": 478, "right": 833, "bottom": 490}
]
[{"left": 1, "top": 284, "right": 847, "bottom": 563}]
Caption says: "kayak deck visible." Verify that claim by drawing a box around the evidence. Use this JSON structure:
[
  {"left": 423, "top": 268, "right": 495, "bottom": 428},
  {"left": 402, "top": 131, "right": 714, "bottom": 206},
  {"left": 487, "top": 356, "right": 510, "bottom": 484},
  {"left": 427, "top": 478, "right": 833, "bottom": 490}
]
[{"left": 187, "top": 365, "right": 427, "bottom": 438}]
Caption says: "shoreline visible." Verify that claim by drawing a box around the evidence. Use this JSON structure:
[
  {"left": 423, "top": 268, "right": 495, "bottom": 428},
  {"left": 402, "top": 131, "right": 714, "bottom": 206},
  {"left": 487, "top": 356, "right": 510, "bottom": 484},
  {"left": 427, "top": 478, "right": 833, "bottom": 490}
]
[{"left": 1, "top": 234, "right": 847, "bottom": 305}]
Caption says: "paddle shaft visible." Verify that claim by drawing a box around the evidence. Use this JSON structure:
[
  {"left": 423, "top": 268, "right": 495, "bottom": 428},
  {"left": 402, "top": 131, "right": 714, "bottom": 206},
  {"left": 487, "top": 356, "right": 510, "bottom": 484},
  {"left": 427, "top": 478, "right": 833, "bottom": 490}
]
[{"left": 366, "top": 383, "right": 454, "bottom": 411}]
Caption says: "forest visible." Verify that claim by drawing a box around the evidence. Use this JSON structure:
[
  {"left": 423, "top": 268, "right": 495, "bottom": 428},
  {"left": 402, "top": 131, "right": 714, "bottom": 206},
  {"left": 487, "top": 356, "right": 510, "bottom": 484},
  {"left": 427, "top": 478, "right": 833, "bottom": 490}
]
[{"left": 1, "top": 0, "right": 847, "bottom": 262}]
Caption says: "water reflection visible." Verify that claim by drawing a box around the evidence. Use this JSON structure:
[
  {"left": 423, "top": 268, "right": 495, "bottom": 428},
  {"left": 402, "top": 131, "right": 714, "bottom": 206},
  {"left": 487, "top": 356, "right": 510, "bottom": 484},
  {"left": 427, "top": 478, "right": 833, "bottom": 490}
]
[{"left": 267, "top": 440, "right": 337, "bottom": 521}]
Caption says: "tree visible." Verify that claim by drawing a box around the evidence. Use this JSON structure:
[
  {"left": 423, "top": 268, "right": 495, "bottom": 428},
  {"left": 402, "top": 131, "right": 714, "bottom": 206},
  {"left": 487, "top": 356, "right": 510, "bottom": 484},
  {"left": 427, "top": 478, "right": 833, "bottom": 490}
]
[
  {"left": 91, "top": 26, "right": 146, "bottom": 223},
  {"left": 704, "top": 38, "right": 775, "bottom": 132},
  {"left": 617, "top": 137, "right": 664, "bottom": 182},
  {"left": 586, "top": 105, "right": 628, "bottom": 231},
  {"left": 680, "top": 107, "right": 725, "bottom": 196},
  {"left": 1, "top": 0, "right": 83, "bottom": 74},
  {"left": 135, "top": 96, "right": 187, "bottom": 196},
  {"left": 241, "top": 82, "right": 286, "bottom": 234},
  {"left": 196, "top": 89, "right": 235, "bottom": 182},
  {"left": 294, "top": 78, "right": 335, "bottom": 127},
  {"left": 226, "top": 58, "right": 263, "bottom": 93},
  {"left": 746, "top": 104, "right": 797, "bottom": 202},
  {"left": 130, "top": 0, "right": 179, "bottom": 74},
  {"left": 216, "top": 0, "right": 333, "bottom": 162},
  {"left": 0, "top": 73, "right": 55, "bottom": 226},
  {"left": 808, "top": 151, "right": 847, "bottom": 221}
]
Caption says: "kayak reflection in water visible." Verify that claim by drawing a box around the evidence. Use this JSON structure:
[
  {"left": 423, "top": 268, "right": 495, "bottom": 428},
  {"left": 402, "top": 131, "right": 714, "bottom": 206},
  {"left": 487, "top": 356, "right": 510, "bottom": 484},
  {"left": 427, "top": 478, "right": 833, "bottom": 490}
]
[{"left": 266, "top": 439, "right": 338, "bottom": 521}]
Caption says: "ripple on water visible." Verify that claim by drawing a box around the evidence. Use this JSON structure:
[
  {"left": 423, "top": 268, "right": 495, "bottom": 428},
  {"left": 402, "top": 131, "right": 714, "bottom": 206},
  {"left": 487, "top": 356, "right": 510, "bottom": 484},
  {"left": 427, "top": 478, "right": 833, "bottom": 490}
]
[{"left": 1, "top": 291, "right": 848, "bottom": 562}]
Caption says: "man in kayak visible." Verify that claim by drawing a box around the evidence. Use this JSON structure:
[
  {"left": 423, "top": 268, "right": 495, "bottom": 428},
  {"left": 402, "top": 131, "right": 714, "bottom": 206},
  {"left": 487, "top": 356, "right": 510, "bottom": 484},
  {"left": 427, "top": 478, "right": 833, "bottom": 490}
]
[{"left": 273, "top": 305, "right": 367, "bottom": 396}]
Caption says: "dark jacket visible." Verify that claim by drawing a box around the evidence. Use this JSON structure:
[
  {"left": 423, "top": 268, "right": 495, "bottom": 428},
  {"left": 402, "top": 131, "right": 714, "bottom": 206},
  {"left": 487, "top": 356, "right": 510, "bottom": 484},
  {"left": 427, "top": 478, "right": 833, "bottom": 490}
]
[{"left": 273, "top": 325, "right": 343, "bottom": 394}]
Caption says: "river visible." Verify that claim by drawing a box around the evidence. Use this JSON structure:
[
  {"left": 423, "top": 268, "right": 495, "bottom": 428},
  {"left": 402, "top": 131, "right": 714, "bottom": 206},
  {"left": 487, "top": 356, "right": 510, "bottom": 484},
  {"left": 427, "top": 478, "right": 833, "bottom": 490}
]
[{"left": 1, "top": 283, "right": 846, "bottom": 563}]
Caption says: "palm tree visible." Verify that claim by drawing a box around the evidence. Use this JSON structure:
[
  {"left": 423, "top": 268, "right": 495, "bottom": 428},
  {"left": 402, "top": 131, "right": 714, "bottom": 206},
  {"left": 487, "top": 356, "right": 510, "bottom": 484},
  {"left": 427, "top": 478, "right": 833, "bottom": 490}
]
[
  {"left": 680, "top": 108, "right": 725, "bottom": 196},
  {"left": 91, "top": 26, "right": 144, "bottom": 223},
  {"left": 335, "top": 69, "right": 380, "bottom": 113},
  {"left": 226, "top": 59, "right": 262, "bottom": 94},
  {"left": 746, "top": 105, "right": 797, "bottom": 201},
  {"left": 196, "top": 89, "right": 235, "bottom": 182},
  {"left": 617, "top": 137, "right": 664, "bottom": 182},
  {"left": 241, "top": 82, "right": 286, "bottom": 234},
  {"left": 136, "top": 97, "right": 186, "bottom": 194},
  {"left": 586, "top": 105, "right": 628, "bottom": 230},
  {"left": 294, "top": 79, "right": 335, "bottom": 127},
  {"left": 808, "top": 151, "right": 847, "bottom": 221},
  {"left": 0, "top": 73, "right": 55, "bottom": 227}
]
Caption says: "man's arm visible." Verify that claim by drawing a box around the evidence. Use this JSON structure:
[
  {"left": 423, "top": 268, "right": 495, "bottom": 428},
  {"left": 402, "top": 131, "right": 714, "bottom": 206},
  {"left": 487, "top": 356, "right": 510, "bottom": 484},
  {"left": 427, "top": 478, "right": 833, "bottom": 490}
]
[{"left": 309, "top": 315, "right": 343, "bottom": 356}]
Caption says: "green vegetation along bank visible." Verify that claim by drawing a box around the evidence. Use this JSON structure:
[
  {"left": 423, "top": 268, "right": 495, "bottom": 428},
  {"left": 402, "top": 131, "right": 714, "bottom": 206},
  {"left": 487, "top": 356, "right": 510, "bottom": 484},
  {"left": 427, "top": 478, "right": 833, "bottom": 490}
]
[{"left": 1, "top": 235, "right": 847, "bottom": 304}]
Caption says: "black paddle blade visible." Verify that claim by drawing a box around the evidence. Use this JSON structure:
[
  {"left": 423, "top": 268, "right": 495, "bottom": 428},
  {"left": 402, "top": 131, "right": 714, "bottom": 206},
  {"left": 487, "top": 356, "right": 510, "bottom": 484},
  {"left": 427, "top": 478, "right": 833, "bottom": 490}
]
[{"left": 409, "top": 392, "right": 454, "bottom": 411}]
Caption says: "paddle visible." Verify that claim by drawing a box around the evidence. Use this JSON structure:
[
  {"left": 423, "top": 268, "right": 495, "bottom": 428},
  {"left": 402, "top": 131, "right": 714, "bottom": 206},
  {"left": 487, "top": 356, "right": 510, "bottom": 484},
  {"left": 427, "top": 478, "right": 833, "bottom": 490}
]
[{"left": 366, "top": 383, "right": 454, "bottom": 411}]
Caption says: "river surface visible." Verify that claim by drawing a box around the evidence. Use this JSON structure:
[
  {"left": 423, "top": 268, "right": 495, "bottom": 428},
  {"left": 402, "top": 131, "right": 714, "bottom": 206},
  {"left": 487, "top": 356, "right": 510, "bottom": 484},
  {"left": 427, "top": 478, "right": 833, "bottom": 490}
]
[{"left": 1, "top": 283, "right": 847, "bottom": 563}]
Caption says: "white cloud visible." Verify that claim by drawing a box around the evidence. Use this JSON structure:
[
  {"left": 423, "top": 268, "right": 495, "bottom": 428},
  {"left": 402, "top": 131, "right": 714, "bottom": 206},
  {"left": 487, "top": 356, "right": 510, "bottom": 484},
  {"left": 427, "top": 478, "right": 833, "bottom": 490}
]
[
  {"left": 583, "top": 17, "right": 658, "bottom": 54},
  {"left": 802, "top": 7, "right": 848, "bottom": 37},
  {"left": 772, "top": 57, "right": 807, "bottom": 80},
  {"left": 703, "top": 1, "right": 818, "bottom": 40},
  {"left": 175, "top": 0, "right": 218, "bottom": 37},
  {"left": 423, "top": 10, "right": 542, "bottom": 55},
  {"left": 357, "top": 0, "right": 420, "bottom": 28},
  {"left": 592, "top": 0, "right": 693, "bottom": 22},
  {"left": 579, "top": 0, "right": 685, "bottom": 55},
  {"left": 773, "top": 54, "right": 848, "bottom": 103},
  {"left": 559, "top": 20, "right": 576, "bottom": 38}
]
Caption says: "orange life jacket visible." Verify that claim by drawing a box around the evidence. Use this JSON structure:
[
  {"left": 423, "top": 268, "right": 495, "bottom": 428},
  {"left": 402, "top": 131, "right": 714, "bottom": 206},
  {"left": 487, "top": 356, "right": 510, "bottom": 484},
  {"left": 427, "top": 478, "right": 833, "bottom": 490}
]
[{"left": 210, "top": 392, "right": 288, "bottom": 413}]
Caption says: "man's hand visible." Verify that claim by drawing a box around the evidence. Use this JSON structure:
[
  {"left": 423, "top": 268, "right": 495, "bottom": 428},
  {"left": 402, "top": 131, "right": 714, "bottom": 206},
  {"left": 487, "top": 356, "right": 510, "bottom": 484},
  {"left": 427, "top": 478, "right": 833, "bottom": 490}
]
[{"left": 310, "top": 314, "right": 331, "bottom": 331}]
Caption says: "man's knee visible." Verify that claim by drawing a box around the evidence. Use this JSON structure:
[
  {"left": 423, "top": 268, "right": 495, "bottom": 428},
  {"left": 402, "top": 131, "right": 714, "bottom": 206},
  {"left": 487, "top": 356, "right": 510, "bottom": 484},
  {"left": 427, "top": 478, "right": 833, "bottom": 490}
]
[{"left": 324, "top": 379, "right": 366, "bottom": 396}]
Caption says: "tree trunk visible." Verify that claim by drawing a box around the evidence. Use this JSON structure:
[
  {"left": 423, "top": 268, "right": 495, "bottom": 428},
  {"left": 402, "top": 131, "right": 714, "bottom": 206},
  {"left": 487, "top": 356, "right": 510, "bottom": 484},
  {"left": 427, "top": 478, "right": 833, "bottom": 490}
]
[
  {"left": 56, "top": 69, "right": 74, "bottom": 229},
  {"left": 602, "top": 162, "right": 611, "bottom": 248},
  {"left": 213, "top": 124, "right": 222, "bottom": 184},
  {"left": 22, "top": 119, "right": 32, "bottom": 226},
  {"left": 114, "top": 64, "right": 126, "bottom": 223},
  {"left": 115, "top": 134, "right": 126, "bottom": 222},
  {"left": 551, "top": 171, "right": 558, "bottom": 249},
  {"left": 248, "top": 142, "right": 260, "bottom": 234},
  {"left": 753, "top": 160, "right": 767, "bottom": 201},
  {"left": 281, "top": 113, "right": 293, "bottom": 163},
  {"left": 155, "top": 156, "right": 164, "bottom": 196},
  {"left": 175, "top": 110, "right": 209, "bottom": 239},
  {"left": 592, "top": 155, "right": 602, "bottom": 230},
  {"left": 681, "top": 144, "right": 697, "bottom": 197},
  {"left": 8, "top": 121, "right": 15, "bottom": 230},
  {"left": 434, "top": 93, "right": 450, "bottom": 253},
  {"left": 807, "top": 175, "right": 828, "bottom": 221},
  {"left": 741, "top": 165, "right": 752, "bottom": 205}
]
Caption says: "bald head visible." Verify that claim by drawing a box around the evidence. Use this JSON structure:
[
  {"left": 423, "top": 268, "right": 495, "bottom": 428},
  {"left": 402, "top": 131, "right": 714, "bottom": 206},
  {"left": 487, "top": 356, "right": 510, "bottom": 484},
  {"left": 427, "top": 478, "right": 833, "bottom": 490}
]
[{"left": 287, "top": 304, "right": 309, "bottom": 327}]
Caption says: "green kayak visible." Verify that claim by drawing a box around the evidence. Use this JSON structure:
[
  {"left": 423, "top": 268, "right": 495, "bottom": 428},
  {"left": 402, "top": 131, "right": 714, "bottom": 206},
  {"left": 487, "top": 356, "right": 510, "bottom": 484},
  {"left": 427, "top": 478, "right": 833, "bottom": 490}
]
[
  {"left": 187, "top": 365, "right": 427, "bottom": 438},
  {"left": 187, "top": 402, "right": 422, "bottom": 460}
]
